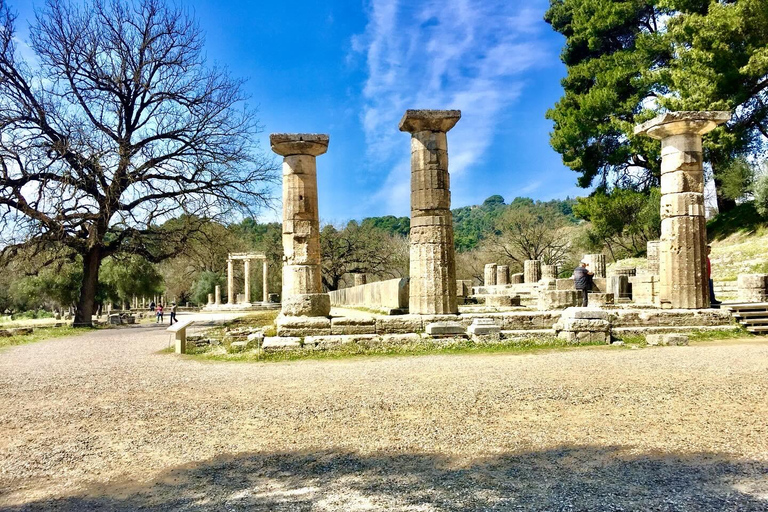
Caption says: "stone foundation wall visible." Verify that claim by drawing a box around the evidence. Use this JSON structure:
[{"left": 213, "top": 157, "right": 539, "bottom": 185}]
[{"left": 328, "top": 278, "right": 409, "bottom": 311}]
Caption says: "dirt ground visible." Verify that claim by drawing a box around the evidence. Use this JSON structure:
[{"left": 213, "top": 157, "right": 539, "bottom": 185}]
[{"left": 1, "top": 320, "right": 767, "bottom": 511}]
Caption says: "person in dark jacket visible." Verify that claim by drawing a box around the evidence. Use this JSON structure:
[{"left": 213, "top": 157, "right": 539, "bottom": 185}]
[{"left": 573, "top": 260, "right": 594, "bottom": 307}]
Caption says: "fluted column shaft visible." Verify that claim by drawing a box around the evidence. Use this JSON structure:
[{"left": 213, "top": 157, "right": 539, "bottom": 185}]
[
  {"left": 400, "top": 110, "right": 461, "bottom": 315},
  {"left": 262, "top": 259, "right": 269, "bottom": 303},
  {"left": 227, "top": 259, "right": 234, "bottom": 304},
  {"left": 635, "top": 111, "right": 730, "bottom": 308},
  {"left": 271, "top": 133, "right": 331, "bottom": 317},
  {"left": 243, "top": 259, "right": 251, "bottom": 304}
]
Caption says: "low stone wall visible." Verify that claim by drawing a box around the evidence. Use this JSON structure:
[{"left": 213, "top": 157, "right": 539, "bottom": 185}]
[{"left": 328, "top": 278, "right": 409, "bottom": 311}]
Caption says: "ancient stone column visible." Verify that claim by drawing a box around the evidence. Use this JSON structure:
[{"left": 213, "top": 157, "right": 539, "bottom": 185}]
[
  {"left": 214, "top": 285, "right": 221, "bottom": 305},
  {"left": 354, "top": 274, "right": 367, "bottom": 286},
  {"left": 227, "top": 258, "right": 234, "bottom": 304},
  {"left": 271, "top": 133, "right": 331, "bottom": 317},
  {"left": 585, "top": 254, "right": 606, "bottom": 278},
  {"left": 243, "top": 259, "right": 251, "bottom": 304},
  {"left": 262, "top": 259, "right": 269, "bottom": 303},
  {"left": 646, "top": 240, "right": 660, "bottom": 275},
  {"left": 635, "top": 111, "right": 730, "bottom": 309},
  {"left": 542, "top": 264, "right": 559, "bottom": 280},
  {"left": 484, "top": 264, "right": 497, "bottom": 286},
  {"left": 207, "top": 293, "right": 214, "bottom": 305},
  {"left": 400, "top": 110, "right": 461, "bottom": 315},
  {"left": 496, "top": 265, "right": 510, "bottom": 285},
  {"left": 524, "top": 260, "right": 541, "bottom": 283}
]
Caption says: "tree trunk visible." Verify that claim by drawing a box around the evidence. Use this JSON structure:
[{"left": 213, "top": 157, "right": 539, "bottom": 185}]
[
  {"left": 713, "top": 173, "right": 736, "bottom": 214},
  {"left": 74, "top": 247, "right": 102, "bottom": 327}
]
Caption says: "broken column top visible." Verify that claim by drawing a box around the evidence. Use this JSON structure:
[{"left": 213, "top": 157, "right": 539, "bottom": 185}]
[
  {"left": 634, "top": 111, "right": 730, "bottom": 139},
  {"left": 270, "top": 133, "right": 329, "bottom": 156},
  {"left": 399, "top": 109, "right": 461, "bottom": 133}
]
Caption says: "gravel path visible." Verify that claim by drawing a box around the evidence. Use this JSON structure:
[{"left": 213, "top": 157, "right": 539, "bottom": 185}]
[{"left": 1, "top": 321, "right": 767, "bottom": 511}]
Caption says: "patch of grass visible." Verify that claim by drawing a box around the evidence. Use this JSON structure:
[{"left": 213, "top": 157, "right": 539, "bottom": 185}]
[
  {"left": 687, "top": 327, "right": 754, "bottom": 341},
  {"left": 202, "top": 310, "right": 279, "bottom": 340},
  {"left": 0, "top": 325, "right": 94, "bottom": 350},
  {"left": 707, "top": 202, "right": 766, "bottom": 241},
  {"left": 187, "top": 335, "right": 611, "bottom": 363}
]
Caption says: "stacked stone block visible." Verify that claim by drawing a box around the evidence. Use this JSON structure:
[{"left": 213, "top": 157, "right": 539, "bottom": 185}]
[
  {"left": 510, "top": 273, "right": 524, "bottom": 284},
  {"left": 271, "top": 133, "right": 331, "bottom": 317},
  {"left": 400, "top": 110, "right": 461, "bottom": 315},
  {"left": 554, "top": 308, "right": 611, "bottom": 344},
  {"left": 542, "top": 264, "right": 559, "bottom": 280},
  {"left": 646, "top": 241, "right": 660, "bottom": 275},
  {"left": 524, "top": 260, "right": 541, "bottom": 283},
  {"left": 585, "top": 254, "right": 606, "bottom": 278},
  {"left": 496, "top": 265, "right": 510, "bottom": 285},
  {"left": 635, "top": 111, "right": 730, "bottom": 309},
  {"left": 737, "top": 274, "right": 768, "bottom": 303},
  {"left": 484, "top": 264, "right": 497, "bottom": 286},
  {"left": 353, "top": 274, "right": 367, "bottom": 286}
]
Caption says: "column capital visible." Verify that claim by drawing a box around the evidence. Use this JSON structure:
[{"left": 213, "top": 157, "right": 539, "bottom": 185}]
[
  {"left": 399, "top": 109, "right": 461, "bottom": 134},
  {"left": 634, "top": 111, "right": 730, "bottom": 140},
  {"left": 270, "top": 133, "right": 329, "bottom": 156}
]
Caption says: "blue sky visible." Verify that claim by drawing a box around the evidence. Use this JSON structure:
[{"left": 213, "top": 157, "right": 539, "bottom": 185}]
[{"left": 14, "top": 0, "right": 584, "bottom": 223}]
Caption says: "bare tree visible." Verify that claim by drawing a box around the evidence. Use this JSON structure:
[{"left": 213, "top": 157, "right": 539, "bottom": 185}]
[
  {"left": 0, "top": 0, "right": 276, "bottom": 325},
  {"left": 487, "top": 204, "right": 573, "bottom": 267},
  {"left": 320, "top": 222, "right": 408, "bottom": 291}
]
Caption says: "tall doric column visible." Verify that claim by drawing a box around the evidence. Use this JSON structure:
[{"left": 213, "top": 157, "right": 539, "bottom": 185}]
[
  {"left": 262, "top": 259, "right": 269, "bottom": 303},
  {"left": 271, "top": 133, "right": 331, "bottom": 317},
  {"left": 215, "top": 285, "right": 221, "bottom": 305},
  {"left": 635, "top": 111, "right": 730, "bottom": 309},
  {"left": 243, "top": 259, "right": 251, "bottom": 304},
  {"left": 399, "top": 110, "right": 461, "bottom": 315},
  {"left": 227, "top": 258, "right": 234, "bottom": 304}
]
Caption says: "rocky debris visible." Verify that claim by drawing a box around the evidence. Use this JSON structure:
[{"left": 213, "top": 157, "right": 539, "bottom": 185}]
[{"left": 646, "top": 333, "right": 690, "bottom": 346}]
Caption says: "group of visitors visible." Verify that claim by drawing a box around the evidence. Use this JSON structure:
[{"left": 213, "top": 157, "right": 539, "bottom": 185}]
[
  {"left": 148, "top": 301, "right": 178, "bottom": 324},
  {"left": 573, "top": 244, "right": 720, "bottom": 307}
]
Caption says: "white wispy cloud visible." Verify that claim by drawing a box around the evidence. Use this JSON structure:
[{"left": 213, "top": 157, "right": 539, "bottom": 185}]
[{"left": 353, "top": 0, "right": 552, "bottom": 214}]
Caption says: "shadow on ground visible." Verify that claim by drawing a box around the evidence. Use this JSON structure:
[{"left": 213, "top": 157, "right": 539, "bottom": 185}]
[{"left": 3, "top": 446, "right": 766, "bottom": 511}]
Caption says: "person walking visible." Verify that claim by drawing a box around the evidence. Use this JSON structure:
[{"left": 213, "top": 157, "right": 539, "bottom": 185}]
[
  {"left": 169, "top": 302, "right": 178, "bottom": 324},
  {"left": 573, "top": 260, "right": 594, "bottom": 307},
  {"left": 707, "top": 245, "right": 721, "bottom": 307},
  {"left": 156, "top": 303, "right": 164, "bottom": 323}
]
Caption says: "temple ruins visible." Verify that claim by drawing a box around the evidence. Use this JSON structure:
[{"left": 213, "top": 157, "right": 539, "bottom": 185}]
[{"left": 254, "top": 109, "right": 768, "bottom": 351}]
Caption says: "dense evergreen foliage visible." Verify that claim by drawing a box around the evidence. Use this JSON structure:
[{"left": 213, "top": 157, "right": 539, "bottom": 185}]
[{"left": 545, "top": 0, "right": 768, "bottom": 212}]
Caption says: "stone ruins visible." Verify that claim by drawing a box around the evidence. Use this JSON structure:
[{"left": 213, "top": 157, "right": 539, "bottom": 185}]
[
  {"left": 635, "top": 111, "right": 730, "bottom": 309},
  {"left": 203, "top": 253, "right": 277, "bottom": 311},
  {"left": 400, "top": 109, "right": 461, "bottom": 315},
  {"left": 256, "top": 109, "right": 768, "bottom": 351}
]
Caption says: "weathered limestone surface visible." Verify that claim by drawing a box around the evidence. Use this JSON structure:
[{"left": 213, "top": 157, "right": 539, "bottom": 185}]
[
  {"left": 510, "top": 273, "right": 524, "bottom": 284},
  {"left": 400, "top": 110, "right": 461, "bottom": 315},
  {"left": 538, "top": 290, "right": 579, "bottom": 310},
  {"left": 629, "top": 275, "right": 660, "bottom": 306},
  {"left": 635, "top": 111, "right": 730, "bottom": 308},
  {"left": 484, "top": 263, "right": 497, "bottom": 286},
  {"left": 613, "top": 268, "right": 637, "bottom": 277},
  {"left": 646, "top": 241, "right": 661, "bottom": 275},
  {"left": 467, "top": 318, "right": 501, "bottom": 336},
  {"left": 484, "top": 295, "right": 520, "bottom": 307},
  {"left": 276, "top": 315, "right": 331, "bottom": 337},
  {"left": 456, "top": 280, "right": 473, "bottom": 297},
  {"left": 606, "top": 275, "right": 631, "bottom": 300},
  {"left": 331, "top": 316, "right": 376, "bottom": 335},
  {"left": 611, "top": 308, "right": 731, "bottom": 327},
  {"left": 271, "top": 133, "right": 331, "bottom": 317},
  {"left": 214, "top": 285, "right": 221, "bottom": 305},
  {"left": 353, "top": 274, "right": 367, "bottom": 287},
  {"left": 496, "top": 265, "right": 510, "bottom": 285},
  {"left": 588, "top": 293, "right": 614, "bottom": 307},
  {"left": 328, "top": 278, "right": 408, "bottom": 312},
  {"left": 376, "top": 315, "right": 424, "bottom": 334},
  {"left": 425, "top": 321, "right": 466, "bottom": 337},
  {"left": 646, "top": 333, "right": 689, "bottom": 346},
  {"left": 542, "top": 264, "right": 559, "bottom": 280},
  {"left": 524, "top": 260, "right": 541, "bottom": 283},
  {"left": 737, "top": 274, "right": 768, "bottom": 303},
  {"left": 584, "top": 254, "right": 607, "bottom": 278},
  {"left": 554, "top": 307, "right": 611, "bottom": 344},
  {"left": 207, "top": 293, "right": 214, "bottom": 305},
  {"left": 227, "top": 259, "right": 234, "bottom": 304}
]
